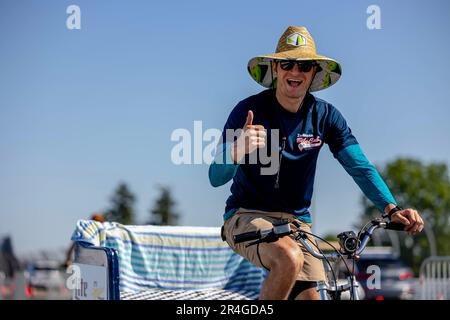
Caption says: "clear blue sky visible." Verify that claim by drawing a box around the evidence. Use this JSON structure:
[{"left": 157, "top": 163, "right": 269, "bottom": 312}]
[{"left": 1, "top": 0, "right": 449, "bottom": 254}]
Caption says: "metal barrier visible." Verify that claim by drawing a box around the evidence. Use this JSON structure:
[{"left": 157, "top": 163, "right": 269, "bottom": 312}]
[
  {"left": 419, "top": 256, "right": 450, "bottom": 300},
  {"left": 0, "top": 271, "right": 4, "bottom": 300}
]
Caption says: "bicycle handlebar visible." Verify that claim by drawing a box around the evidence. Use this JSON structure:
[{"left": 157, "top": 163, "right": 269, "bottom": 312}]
[
  {"left": 233, "top": 219, "right": 406, "bottom": 260},
  {"left": 384, "top": 221, "right": 407, "bottom": 231},
  {"left": 233, "top": 230, "right": 264, "bottom": 243}
]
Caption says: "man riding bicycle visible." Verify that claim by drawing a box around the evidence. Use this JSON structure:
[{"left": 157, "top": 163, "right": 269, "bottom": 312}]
[{"left": 208, "top": 26, "right": 424, "bottom": 300}]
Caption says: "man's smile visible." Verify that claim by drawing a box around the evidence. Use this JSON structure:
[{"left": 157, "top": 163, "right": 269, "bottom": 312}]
[{"left": 286, "top": 78, "right": 303, "bottom": 88}]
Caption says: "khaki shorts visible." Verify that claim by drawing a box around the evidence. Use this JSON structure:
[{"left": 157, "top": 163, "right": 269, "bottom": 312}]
[{"left": 222, "top": 208, "right": 326, "bottom": 282}]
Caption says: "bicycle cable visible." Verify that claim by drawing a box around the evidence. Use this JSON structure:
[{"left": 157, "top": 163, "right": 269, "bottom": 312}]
[
  {"left": 298, "top": 229, "right": 356, "bottom": 300},
  {"left": 349, "top": 219, "right": 379, "bottom": 300},
  {"left": 299, "top": 230, "right": 354, "bottom": 278},
  {"left": 303, "top": 236, "right": 339, "bottom": 299}
]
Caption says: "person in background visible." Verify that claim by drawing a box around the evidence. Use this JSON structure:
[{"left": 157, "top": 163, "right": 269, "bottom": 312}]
[{"left": 64, "top": 213, "right": 106, "bottom": 268}]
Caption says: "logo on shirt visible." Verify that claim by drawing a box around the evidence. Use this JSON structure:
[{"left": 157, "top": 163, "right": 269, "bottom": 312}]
[{"left": 296, "top": 133, "right": 322, "bottom": 151}]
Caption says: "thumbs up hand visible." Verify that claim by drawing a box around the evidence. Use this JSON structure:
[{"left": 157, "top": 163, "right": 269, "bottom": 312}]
[
  {"left": 231, "top": 110, "right": 266, "bottom": 164},
  {"left": 243, "top": 109, "right": 254, "bottom": 127}
]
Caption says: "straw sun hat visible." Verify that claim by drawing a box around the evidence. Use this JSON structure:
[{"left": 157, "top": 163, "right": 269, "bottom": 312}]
[{"left": 247, "top": 26, "right": 342, "bottom": 92}]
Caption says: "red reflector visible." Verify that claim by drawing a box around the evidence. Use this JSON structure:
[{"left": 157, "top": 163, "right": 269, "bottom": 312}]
[
  {"left": 399, "top": 272, "right": 414, "bottom": 280},
  {"left": 25, "top": 286, "right": 33, "bottom": 297},
  {"left": 375, "top": 296, "right": 385, "bottom": 300}
]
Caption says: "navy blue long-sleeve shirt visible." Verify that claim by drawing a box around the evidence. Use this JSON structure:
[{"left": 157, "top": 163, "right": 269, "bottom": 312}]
[{"left": 209, "top": 89, "right": 396, "bottom": 222}]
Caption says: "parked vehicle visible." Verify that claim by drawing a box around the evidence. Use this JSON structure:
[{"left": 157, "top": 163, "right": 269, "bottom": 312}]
[
  {"left": 24, "top": 260, "right": 67, "bottom": 298},
  {"left": 335, "top": 247, "right": 415, "bottom": 300}
]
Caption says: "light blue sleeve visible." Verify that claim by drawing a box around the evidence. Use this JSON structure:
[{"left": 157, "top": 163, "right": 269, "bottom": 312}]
[
  {"left": 208, "top": 143, "right": 240, "bottom": 187},
  {"left": 336, "top": 144, "right": 397, "bottom": 212}
]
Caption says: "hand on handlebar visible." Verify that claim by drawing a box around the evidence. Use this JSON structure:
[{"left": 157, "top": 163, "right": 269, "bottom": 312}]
[{"left": 390, "top": 209, "right": 424, "bottom": 235}]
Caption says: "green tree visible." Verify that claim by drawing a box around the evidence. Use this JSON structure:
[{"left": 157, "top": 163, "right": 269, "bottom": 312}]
[
  {"left": 360, "top": 158, "right": 450, "bottom": 273},
  {"left": 148, "top": 186, "right": 179, "bottom": 225},
  {"left": 106, "top": 182, "right": 136, "bottom": 224}
]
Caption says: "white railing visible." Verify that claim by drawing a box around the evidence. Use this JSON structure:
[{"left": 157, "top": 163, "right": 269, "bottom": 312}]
[{"left": 419, "top": 256, "right": 450, "bottom": 300}]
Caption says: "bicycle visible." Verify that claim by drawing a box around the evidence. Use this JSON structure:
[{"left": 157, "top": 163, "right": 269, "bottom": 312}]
[{"left": 233, "top": 217, "right": 406, "bottom": 300}]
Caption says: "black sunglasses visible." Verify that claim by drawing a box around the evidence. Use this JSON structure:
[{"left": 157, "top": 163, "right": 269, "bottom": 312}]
[{"left": 277, "top": 60, "right": 320, "bottom": 73}]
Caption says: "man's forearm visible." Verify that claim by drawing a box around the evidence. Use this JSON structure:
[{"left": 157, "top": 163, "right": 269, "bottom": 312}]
[
  {"left": 208, "top": 143, "right": 240, "bottom": 187},
  {"left": 336, "top": 144, "right": 397, "bottom": 213}
]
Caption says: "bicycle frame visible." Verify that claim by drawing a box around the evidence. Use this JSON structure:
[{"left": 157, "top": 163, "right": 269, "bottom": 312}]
[{"left": 316, "top": 277, "right": 360, "bottom": 300}]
